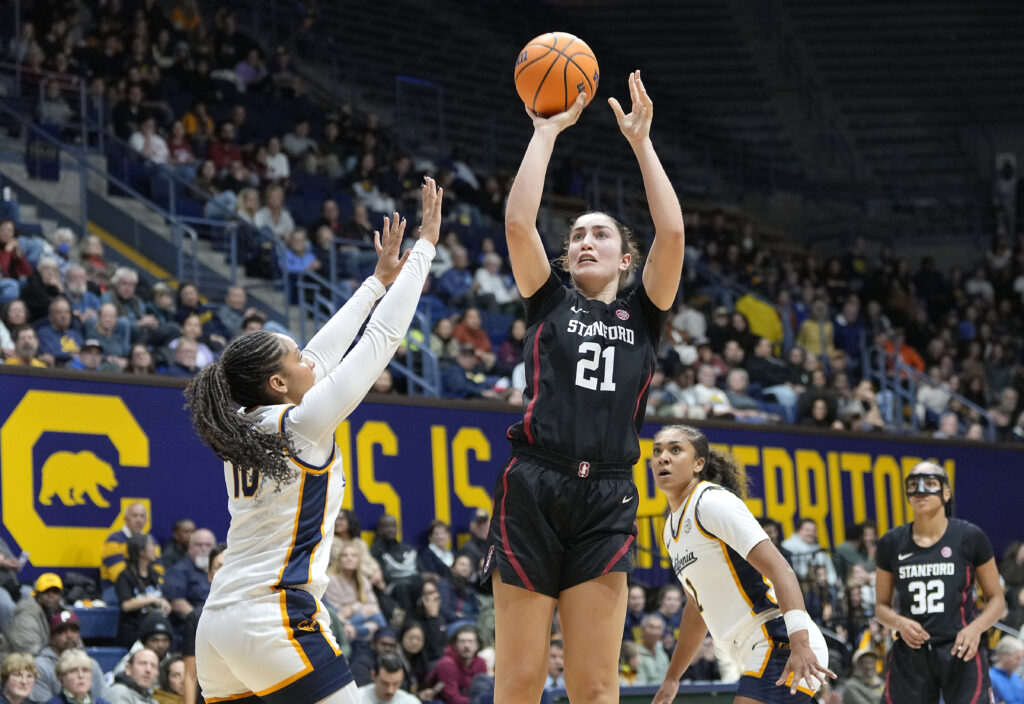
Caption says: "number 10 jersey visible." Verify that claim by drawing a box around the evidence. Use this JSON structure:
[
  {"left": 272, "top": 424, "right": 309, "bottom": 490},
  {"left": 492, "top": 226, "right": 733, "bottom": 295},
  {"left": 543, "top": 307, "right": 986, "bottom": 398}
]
[
  {"left": 875, "top": 517, "right": 994, "bottom": 643},
  {"left": 506, "top": 270, "right": 667, "bottom": 466}
]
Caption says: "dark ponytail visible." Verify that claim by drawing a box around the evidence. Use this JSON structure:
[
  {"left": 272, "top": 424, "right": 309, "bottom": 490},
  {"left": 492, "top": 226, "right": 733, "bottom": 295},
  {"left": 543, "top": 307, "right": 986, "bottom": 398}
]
[
  {"left": 703, "top": 449, "right": 748, "bottom": 499},
  {"left": 656, "top": 424, "right": 749, "bottom": 498},
  {"left": 184, "top": 331, "right": 297, "bottom": 491}
]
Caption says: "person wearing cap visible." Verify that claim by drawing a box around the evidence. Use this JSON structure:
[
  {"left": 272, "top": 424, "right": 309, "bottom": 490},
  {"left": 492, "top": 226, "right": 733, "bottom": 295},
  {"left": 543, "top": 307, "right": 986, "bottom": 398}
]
[
  {"left": 110, "top": 613, "right": 173, "bottom": 682},
  {"left": 29, "top": 609, "right": 108, "bottom": 704},
  {"left": 67, "top": 340, "right": 105, "bottom": 372},
  {"left": 36, "top": 297, "right": 83, "bottom": 368},
  {"left": 440, "top": 346, "right": 500, "bottom": 400},
  {"left": 989, "top": 636, "right": 1024, "bottom": 704},
  {"left": 82, "top": 303, "right": 130, "bottom": 369},
  {"left": 8, "top": 575, "right": 63, "bottom": 656},
  {"left": 839, "top": 647, "right": 883, "bottom": 704}
]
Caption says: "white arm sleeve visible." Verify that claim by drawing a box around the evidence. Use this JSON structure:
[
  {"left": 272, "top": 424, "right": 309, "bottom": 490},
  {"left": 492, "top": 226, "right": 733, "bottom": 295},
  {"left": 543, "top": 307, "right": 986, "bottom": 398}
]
[
  {"left": 287, "top": 240, "right": 435, "bottom": 446},
  {"left": 695, "top": 488, "right": 771, "bottom": 559},
  {"left": 302, "top": 276, "right": 387, "bottom": 382}
]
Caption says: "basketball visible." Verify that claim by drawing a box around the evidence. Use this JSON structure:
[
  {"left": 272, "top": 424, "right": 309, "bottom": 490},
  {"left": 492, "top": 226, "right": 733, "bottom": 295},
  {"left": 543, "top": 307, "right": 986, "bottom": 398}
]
[{"left": 514, "top": 32, "right": 599, "bottom": 117}]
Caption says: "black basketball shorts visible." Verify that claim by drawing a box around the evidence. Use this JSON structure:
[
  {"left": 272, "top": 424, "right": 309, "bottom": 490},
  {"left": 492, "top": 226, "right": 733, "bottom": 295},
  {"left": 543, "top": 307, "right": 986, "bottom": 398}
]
[
  {"left": 882, "top": 638, "right": 993, "bottom": 704},
  {"left": 481, "top": 452, "right": 638, "bottom": 598}
]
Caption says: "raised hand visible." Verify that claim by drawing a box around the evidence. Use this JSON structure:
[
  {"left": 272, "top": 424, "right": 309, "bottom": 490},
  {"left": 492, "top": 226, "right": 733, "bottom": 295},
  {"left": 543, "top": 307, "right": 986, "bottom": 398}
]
[
  {"left": 372, "top": 212, "right": 410, "bottom": 286},
  {"left": 526, "top": 91, "right": 587, "bottom": 135},
  {"left": 608, "top": 70, "right": 653, "bottom": 146},
  {"left": 418, "top": 176, "right": 444, "bottom": 246}
]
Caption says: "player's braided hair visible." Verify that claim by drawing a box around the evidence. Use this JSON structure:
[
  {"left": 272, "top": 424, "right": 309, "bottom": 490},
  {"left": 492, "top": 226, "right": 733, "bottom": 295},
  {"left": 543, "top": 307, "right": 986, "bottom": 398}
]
[
  {"left": 184, "top": 331, "right": 297, "bottom": 491},
  {"left": 556, "top": 211, "right": 643, "bottom": 292},
  {"left": 657, "top": 424, "right": 749, "bottom": 498}
]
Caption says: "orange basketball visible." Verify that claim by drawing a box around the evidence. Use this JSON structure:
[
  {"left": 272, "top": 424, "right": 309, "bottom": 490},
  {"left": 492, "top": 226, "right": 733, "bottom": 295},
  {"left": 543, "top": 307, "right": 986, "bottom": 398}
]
[{"left": 514, "top": 32, "right": 599, "bottom": 117}]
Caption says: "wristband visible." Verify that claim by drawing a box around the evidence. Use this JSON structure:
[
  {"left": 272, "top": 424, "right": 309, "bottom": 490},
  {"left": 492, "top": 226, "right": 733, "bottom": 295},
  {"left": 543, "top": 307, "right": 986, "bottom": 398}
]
[{"left": 783, "top": 609, "right": 811, "bottom": 636}]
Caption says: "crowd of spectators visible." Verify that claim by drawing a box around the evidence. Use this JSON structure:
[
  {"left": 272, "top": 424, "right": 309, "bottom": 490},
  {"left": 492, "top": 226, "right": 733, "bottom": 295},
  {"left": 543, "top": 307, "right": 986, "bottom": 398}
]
[
  {"left": 0, "top": 217, "right": 281, "bottom": 380},
  {"left": 1, "top": 502, "right": 1022, "bottom": 703},
  {"left": 4, "top": 0, "right": 1024, "bottom": 441}
]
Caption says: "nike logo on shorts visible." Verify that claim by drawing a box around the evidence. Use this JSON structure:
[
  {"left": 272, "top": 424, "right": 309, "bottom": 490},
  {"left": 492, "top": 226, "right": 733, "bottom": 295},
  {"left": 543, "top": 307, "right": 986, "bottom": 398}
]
[
  {"left": 898, "top": 552, "right": 914, "bottom": 560},
  {"left": 622, "top": 495, "right": 633, "bottom": 504}
]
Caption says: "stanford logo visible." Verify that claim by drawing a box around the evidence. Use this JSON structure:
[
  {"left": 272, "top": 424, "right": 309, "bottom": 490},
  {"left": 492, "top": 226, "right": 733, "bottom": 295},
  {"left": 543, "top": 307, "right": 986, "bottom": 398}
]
[
  {"left": 615, "top": 309, "right": 629, "bottom": 320},
  {"left": 941, "top": 546, "right": 952, "bottom": 558},
  {"left": 483, "top": 545, "right": 495, "bottom": 573},
  {"left": 577, "top": 461, "right": 590, "bottom": 478}
]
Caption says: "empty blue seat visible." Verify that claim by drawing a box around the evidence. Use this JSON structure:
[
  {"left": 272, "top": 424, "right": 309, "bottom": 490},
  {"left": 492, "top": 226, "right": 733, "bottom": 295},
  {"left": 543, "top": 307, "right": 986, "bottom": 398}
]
[
  {"left": 85, "top": 646, "right": 127, "bottom": 673},
  {"left": 74, "top": 606, "right": 120, "bottom": 641}
]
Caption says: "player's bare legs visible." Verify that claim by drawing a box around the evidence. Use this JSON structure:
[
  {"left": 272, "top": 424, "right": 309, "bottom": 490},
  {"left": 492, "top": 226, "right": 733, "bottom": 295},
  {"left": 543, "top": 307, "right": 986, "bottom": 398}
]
[
  {"left": 559, "top": 572, "right": 629, "bottom": 704},
  {"left": 493, "top": 571, "right": 558, "bottom": 704}
]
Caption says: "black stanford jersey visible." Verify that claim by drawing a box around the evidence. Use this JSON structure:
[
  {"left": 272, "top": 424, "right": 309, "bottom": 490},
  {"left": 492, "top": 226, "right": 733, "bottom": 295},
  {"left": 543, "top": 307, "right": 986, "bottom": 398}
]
[
  {"left": 507, "top": 270, "right": 666, "bottom": 465},
  {"left": 875, "top": 518, "right": 994, "bottom": 643}
]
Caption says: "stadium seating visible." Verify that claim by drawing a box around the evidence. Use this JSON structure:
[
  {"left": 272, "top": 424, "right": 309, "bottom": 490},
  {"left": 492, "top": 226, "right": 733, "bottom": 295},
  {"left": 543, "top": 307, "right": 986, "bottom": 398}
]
[
  {"left": 73, "top": 606, "right": 120, "bottom": 642},
  {"left": 85, "top": 646, "right": 128, "bottom": 674}
]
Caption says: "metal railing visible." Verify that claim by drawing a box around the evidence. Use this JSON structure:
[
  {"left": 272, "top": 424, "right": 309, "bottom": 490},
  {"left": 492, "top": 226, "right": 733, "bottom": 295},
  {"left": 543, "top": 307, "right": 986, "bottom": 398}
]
[
  {"left": 863, "top": 344, "right": 995, "bottom": 441},
  {"left": 0, "top": 100, "right": 199, "bottom": 286},
  {"left": 288, "top": 244, "right": 441, "bottom": 396}
]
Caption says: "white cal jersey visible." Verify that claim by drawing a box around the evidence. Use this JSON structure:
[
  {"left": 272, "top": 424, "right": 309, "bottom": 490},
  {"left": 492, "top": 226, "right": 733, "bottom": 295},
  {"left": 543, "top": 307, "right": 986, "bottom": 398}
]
[
  {"left": 204, "top": 403, "right": 345, "bottom": 606},
  {"left": 204, "top": 240, "right": 435, "bottom": 609},
  {"left": 663, "top": 481, "right": 782, "bottom": 650}
]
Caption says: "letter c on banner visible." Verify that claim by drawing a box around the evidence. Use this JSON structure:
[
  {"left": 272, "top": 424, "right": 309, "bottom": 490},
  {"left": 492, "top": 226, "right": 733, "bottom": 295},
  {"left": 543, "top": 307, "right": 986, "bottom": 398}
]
[{"left": 1, "top": 391, "right": 150, "bottom": 567}]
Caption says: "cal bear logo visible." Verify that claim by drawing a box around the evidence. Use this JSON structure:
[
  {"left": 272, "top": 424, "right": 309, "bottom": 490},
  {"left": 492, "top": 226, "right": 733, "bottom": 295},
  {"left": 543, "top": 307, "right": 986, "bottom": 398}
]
[
  {"left": 38, "top": 450, "right": 118, "bottom": 508},
  {"left": 295, "top": 619, "right": 320, "bottom": 633}
]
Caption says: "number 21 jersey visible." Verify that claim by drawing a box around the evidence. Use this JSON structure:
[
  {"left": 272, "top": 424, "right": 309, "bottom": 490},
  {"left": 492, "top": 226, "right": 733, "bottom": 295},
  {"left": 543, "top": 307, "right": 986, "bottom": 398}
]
[
  {"left": 507, "top": 270, "right": 666, "bottom": 465},
  {"left": 875, "top": 518, "right": 994, "bottom": 642}
]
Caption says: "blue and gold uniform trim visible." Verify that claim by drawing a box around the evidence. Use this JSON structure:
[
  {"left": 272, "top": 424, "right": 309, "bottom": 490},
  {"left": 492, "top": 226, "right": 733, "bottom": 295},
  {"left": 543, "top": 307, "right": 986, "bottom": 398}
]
[
  {"left": 204, "top": 590, "right": 351, "bottom": 704},
  {"left": 279, "top": 405, "right": 337, "bottom": 474}
]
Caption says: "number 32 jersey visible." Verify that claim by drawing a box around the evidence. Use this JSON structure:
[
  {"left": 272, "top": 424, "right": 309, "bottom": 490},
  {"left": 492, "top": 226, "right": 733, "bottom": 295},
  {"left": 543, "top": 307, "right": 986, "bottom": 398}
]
[
  {"left": 507, "top": 270, "right": 666, "bottom": 465},
  {"left": 875, "top": 518, "right": 993, "bottom": 643}
]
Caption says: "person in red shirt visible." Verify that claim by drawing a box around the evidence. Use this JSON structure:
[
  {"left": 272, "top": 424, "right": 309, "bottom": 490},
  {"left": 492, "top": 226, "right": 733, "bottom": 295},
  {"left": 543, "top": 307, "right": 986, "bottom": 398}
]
[
  {"left": 0, "top": 219, "right": 33, "bottom": 293},
  {"left": 452, "top": 307, "right": 495, "bottom": 371},
  {"left": 208, "top": 122, "right": 242, "bottom": 173},
  {"left": 426, "top": 626, "right": 487, "bottom": 704}
]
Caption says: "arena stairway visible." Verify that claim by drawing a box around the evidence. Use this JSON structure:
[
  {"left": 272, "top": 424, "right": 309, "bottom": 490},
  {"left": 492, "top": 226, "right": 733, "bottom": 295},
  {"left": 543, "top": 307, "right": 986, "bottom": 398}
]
[{"left": 0, "top": 132, "right": 301, "bottom": 333}]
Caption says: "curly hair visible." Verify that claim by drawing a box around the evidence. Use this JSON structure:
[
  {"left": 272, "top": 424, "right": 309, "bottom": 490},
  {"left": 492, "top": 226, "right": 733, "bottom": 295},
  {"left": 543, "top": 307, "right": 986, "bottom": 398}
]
[
  {"left": 655, "top": 424, "right": 749, "bottom": 498},
  {"left": 554, "top": 211, "right": 643, "bottom": 292},
  {"left": 184, "top": 330, "right": 297, "bottom": 492}
]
